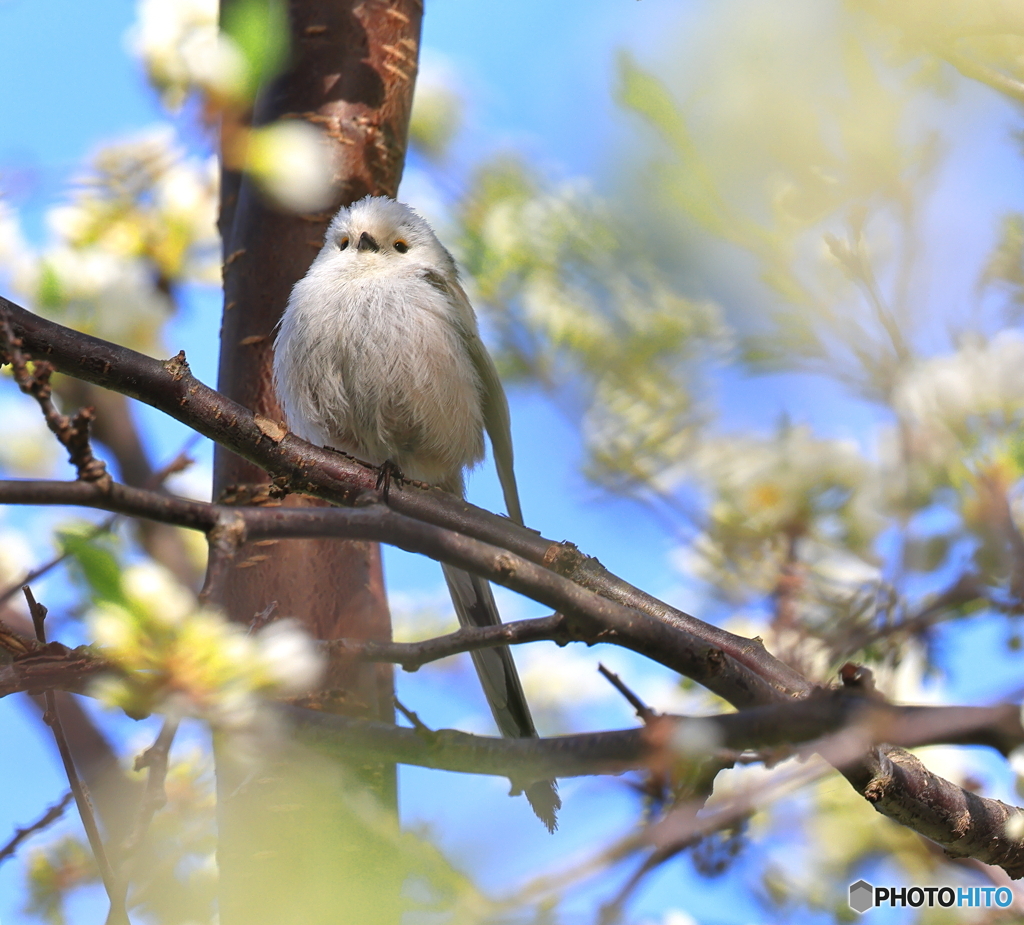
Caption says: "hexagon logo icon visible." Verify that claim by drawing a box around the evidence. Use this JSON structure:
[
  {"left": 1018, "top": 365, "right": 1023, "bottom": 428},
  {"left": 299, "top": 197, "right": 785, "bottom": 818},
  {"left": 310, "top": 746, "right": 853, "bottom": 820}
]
[{"left": 849, "top": 880, "right": 874, "bottom": 914}]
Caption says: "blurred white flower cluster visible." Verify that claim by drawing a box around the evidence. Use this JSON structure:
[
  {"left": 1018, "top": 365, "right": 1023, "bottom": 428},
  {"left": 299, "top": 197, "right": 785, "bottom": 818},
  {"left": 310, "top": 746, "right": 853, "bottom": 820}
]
[
  {"left": 89, "top": 562, "right": 324, "bottom": 734},
  {"left": 129, "top": 0, "right": 244, "bottom": 109},
  {"left": 0, "top": 128, "right": 219, "bottom": 354},
  {"left": 128, "top": 0, "right": 335, "bottom": 213},
  {"left": 684, "top": 425, "right": 879, "bottom": 598},
  {"left": 245, "top": 120, "right": 337, "bottom": 214},
  {"left": 881, "top": 332, "right": 1024, "bottom": 568},
  {"left": 459, "top": 169, "right": 729, "bottom": 488},
  {"left": 894, "top": 331, "right": 1024, "bottom": 471}
]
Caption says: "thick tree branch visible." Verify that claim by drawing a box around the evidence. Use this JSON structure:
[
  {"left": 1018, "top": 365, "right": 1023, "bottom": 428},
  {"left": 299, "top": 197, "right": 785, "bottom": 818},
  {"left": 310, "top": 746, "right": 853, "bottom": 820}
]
[
  {"left": 120, "top": 718, "right": 179, "bottom": 859},
  {"left": 289, "top": 694, "right": 1024, "bottom": 783},
  {"left": 848, "top": 745, "right": 1024, "bottom": 878},
  {"left": 5, "top": 299, "right": 1024, "bottom": 877},
  {"left": 4, "top": 633, "right": 1019, "bottom": 783},
  {"left": 0, "top": 316, "right": 109, "bottom": 486},
  {"left": 0, "top": 640, "right": 113, "bottom": 698},
  {"left": 0, "top": 297, "right": 810, "bottom": 701},
  {"left": 0, "top": 477, "right": 777, "bottom": 706}
]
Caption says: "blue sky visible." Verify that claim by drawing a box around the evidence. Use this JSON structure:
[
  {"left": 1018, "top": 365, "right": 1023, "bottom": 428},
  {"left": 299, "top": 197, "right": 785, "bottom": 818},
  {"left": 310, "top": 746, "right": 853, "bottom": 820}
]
[
  {"left": 0, "top": 2, "right": 714, "bottom": 923},
  {"left": 2, "top": 1, "right": 1024, "bottom": 923}
]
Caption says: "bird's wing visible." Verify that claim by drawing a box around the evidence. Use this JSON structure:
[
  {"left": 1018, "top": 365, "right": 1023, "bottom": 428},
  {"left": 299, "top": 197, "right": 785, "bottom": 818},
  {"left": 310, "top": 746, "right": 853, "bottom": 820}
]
[
  {"left": 441, "top": 276, "right": 524, "bottom": 526},
  {"left": 466, "top": 330, "right": 523, "bottom": 526}
]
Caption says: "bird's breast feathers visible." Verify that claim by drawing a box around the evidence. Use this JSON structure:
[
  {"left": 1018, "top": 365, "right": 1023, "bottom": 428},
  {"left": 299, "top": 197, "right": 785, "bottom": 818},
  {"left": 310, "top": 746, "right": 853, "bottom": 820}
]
[{"left": 276, "top": 266, "right": 486, "bottom": 484}]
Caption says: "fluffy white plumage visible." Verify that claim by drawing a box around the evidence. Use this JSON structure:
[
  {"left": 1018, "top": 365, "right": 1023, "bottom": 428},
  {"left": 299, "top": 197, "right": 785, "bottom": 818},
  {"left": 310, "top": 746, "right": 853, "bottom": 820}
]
[
  {"left": 273, "top": 195, "right": 557, "bottom": 829},
  {"left": 274, "top": 197, "right": 487, "bottom": 493}
]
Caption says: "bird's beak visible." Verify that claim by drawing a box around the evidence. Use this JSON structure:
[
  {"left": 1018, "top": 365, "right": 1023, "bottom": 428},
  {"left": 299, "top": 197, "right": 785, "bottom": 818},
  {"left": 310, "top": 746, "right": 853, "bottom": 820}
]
[{"left": 356, "top": 231, "right": 380, "bottom": 253}]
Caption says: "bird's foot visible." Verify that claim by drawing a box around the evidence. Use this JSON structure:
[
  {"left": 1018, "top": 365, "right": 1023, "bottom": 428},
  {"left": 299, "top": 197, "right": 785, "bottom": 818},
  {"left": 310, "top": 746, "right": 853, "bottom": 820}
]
[{"left": 375, "top": 459, "right": 406, "bottom": 502}]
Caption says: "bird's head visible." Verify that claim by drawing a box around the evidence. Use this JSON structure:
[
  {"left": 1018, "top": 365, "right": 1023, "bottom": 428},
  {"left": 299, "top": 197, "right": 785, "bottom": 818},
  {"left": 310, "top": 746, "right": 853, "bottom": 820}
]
[{"left": 316, "top": 195, "right": 456, "bottom": 279}]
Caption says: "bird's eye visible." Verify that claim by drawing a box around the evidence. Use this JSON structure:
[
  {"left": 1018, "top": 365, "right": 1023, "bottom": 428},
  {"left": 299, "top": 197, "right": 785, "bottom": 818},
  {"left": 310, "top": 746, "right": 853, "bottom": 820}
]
[
  {"left": 393, "top": 240, "right": 409, "bottom": 253},
  {"left": 339, "top": 236, "right": 350, "bottom": 251}
]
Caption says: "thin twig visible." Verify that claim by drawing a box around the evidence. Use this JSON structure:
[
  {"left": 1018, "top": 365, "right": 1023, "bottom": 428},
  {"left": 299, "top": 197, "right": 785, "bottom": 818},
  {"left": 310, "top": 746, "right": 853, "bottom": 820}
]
[
  {"left": 0, "top": 791, "right": 74, "bottom": 865},
  {"left": 248, "top": 601, "right": 279, "bottom": 635},
  {"left": 121, "top": 717, "right": 180, "bottom": 857},
  {"left": 28, "top": 587, "right": 47, "bottom": 643},
  {"left": 0, "top": 442, "right": 197, "bottom": 608},
  {"left": 329, "top": 614, "right": 566, "bottom": 669},
  {"left": 770, "top": 528, "right": 803, "bottom": 633},
  {"left": 394, "top": 697, "right": 433, "bottom": 734},
  {"left": 22, "top": 586, "right": 130, "bottom": 925},
  {"left": 146, "top": 443, "right": 199, "bottom": 487},
  {"left": 1, "top": 315, "right": 109, "bottom": 485},
  {"left": 598, "top": 841, "right": 693, "bottom": 925},
  {"left": 598, "top": 664, "right": 656, "bottom": 723}
]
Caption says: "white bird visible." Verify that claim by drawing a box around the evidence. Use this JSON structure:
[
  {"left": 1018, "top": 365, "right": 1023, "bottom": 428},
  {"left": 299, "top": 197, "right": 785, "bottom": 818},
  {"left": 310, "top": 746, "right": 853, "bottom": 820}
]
[{"left": 273, "top": 195, "right": 560, "bottom": 830}]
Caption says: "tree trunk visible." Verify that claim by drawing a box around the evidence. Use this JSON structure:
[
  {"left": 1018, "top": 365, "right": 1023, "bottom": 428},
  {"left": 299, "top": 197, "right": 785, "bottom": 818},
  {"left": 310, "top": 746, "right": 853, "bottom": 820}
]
[{"left": 212, "top": 2, "right": 422, "bottom": 921}]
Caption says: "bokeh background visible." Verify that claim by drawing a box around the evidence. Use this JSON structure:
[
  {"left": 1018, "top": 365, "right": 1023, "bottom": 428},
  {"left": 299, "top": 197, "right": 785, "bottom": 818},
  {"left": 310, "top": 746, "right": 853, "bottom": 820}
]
[{"left": 3, "top": 0, "right": 1024, "bottom": 922}]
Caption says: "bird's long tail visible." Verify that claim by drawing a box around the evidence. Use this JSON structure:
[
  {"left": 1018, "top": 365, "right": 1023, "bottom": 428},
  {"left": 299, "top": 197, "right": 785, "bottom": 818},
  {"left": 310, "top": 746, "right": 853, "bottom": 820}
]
[{"left": 441, "top": 563, "right": 560, "bottom": 832}]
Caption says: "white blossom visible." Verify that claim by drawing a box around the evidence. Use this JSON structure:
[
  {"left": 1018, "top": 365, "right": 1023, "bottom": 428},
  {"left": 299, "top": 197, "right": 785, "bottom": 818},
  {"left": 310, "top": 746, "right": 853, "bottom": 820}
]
[
  {"left": 894, "top": 332, "right": 1024, "bottom": 458},
  {"left": 13, "top": 246, "right": 170, "bottom": 353},
  {"left": 122, "top": 561, "right": 196, "bottom": 626},
  {"left": 246, "top": 121, "right": 336, "bottom": 214},
  {"left": 128, "top": 0, "right": 244, "bottom": 108},
  {"left": 255, "top": 618, "right": 326, "bottom": 695}
]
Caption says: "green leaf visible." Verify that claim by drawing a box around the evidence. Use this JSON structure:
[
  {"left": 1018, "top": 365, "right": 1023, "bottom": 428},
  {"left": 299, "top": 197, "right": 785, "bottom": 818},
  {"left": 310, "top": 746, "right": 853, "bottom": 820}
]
[
  {"left": 1009, "top": 430, "right": 1024, "bottom": 477},
  {"left": 615, "top": 51, "right": 693, "bottom": 156},
  {"left": 979, "top": 213, "right": 1024, "bottom": 314},
  {"left": 37, "top": 261, "right": 64, "bottom": 310},
  {"left": 409, "top": 85, "right": 463, "bottom": 162},
  {"left": 222, "top": 0, "right": 290, "bottom": 101},
  {"left": 58, "top": 525, "right": 126, "bottom": 606}
]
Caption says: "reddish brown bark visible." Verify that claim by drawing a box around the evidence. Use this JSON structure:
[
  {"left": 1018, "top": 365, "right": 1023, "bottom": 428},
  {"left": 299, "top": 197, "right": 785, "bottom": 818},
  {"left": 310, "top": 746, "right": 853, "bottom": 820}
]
[
  {"left": 212, "top": 3, "right": 421, "bottom": 920},
  {"left": 214, "top": 0, "right": 422, "bottom": 728}
]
